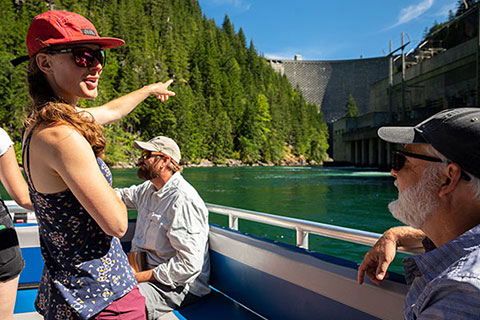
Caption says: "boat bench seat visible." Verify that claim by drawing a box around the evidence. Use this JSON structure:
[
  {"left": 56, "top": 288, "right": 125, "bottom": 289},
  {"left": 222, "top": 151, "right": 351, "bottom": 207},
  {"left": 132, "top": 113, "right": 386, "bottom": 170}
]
[{"left": 173, "top": 287, "right": 261, "bottom": 319}]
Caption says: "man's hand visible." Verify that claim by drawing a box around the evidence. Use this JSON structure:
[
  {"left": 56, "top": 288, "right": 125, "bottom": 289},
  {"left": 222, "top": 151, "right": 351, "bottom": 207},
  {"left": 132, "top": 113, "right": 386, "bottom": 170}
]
[
  {"left": 134, "top": 269, "right": 155, "bottom": 283},
  {"left": 357, "top": 232, "right": 398, "bottom": 285},
  {"left": 357, "top": 226, "right": 425, "bottom": 285}
]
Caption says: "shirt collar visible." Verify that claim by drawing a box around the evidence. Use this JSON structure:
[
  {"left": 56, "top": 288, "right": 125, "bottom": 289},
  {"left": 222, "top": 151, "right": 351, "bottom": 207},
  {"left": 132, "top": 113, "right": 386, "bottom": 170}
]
[
  {"left": 152, "top": 172, "right": 181, "bottom": 194},
  {"left": 403, "top": 224, "right": 480, "bottom": 284}
]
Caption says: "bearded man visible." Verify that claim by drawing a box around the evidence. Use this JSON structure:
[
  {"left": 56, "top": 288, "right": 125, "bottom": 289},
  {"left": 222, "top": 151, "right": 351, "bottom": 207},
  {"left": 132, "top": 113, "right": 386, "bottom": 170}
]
[
  {"left": 357, "top": 108, "right": 480, "bottom": 319},
  {"left": 115, "top": 136, "right": 210, "bottom": 319}
]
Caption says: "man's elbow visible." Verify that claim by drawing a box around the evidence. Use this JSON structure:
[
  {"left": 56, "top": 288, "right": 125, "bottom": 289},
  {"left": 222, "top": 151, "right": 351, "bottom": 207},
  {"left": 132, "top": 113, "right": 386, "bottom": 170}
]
[{"left": 181, "top": 260, "right": 204, "bottom": 282}]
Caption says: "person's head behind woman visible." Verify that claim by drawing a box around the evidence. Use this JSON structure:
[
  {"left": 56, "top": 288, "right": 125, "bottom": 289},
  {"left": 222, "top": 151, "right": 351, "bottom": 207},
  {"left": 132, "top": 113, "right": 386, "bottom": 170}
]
[{"left": 21, "top": 10, "right": 124, "bottom": 157}]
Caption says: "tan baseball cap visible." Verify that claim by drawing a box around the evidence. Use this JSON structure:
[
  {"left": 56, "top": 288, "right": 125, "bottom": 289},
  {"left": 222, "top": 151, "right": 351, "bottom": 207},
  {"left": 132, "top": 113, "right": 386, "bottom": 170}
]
[{"left": 134, "top": 136, "right": 181, "bottom": 165}]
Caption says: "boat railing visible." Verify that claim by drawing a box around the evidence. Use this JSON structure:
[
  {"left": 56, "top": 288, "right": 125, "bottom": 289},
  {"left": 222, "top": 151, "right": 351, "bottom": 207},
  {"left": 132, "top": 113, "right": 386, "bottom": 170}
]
[
  {"left": 5, "top": 200, "right": 36, "bottom": 223},
  {"left": 206, "top": 203, "right": 424, "bottom": 255},
  {"left": 5, "top": 200, "right": 423, "bottom": 255}
]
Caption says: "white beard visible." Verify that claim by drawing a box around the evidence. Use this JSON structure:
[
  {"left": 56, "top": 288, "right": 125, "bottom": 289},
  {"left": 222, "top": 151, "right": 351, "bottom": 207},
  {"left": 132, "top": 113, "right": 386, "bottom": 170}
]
[{"left": 388, "top": 166, "right": 442, "bottom": 229}]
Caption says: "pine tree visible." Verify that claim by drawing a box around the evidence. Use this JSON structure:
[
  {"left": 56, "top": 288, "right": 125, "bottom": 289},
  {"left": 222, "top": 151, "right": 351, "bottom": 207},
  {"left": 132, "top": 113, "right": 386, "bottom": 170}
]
[
  {"left": 346, "top": 94, "right": 360, "bottom": 118},
  {"left": 0, "top": 0, "right": 330, "bottom": 165}
]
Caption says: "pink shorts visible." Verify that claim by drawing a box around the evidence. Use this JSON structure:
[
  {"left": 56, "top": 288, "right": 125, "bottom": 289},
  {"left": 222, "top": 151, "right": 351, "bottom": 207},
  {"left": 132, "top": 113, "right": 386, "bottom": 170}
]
[{"left": 94, "top": 285, "right": 146, "bottom": 320}]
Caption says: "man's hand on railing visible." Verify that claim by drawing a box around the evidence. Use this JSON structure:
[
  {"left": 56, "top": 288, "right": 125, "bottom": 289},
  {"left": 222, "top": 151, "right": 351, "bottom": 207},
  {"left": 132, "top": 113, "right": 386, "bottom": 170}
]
[
  {"left": 357, "top": 231, "right": 398, "bottom": 285},
  {"left": 357, "top": 226, "right": 426, "bottom": 285}
]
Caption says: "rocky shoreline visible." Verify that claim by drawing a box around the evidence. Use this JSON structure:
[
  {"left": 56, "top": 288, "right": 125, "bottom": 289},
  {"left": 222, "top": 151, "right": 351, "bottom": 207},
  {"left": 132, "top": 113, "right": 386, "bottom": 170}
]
[
  {"left": 109, "top": 146, "right": 333, "bottom": 169},
  {"left": 111, "top": 156, "right": 331, "bottom": 169}
]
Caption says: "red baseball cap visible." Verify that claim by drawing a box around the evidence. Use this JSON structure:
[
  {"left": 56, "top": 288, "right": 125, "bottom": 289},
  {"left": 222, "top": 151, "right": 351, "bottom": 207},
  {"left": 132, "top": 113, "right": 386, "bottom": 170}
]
[{"left": 26, "top": 10, "right": 125, "bottom": 57}]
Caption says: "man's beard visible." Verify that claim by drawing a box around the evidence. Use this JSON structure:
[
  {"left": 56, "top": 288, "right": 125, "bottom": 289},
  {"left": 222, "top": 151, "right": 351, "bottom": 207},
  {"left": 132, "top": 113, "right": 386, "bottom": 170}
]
[
  {"left": 388, "top": 165, "right": 443, "bottom": 229},
  {"left": 137, "top": 160, "right": 160, "bottom": 180}
]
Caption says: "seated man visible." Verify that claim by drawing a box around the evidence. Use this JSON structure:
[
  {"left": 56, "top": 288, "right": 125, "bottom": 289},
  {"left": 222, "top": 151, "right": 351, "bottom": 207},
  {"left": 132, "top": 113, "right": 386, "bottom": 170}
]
[
  {"left": 357, "top": 108, "right": 480, "bottom": 319},
  {"left": 115, "top": 136, "right": 210, "bottom": 319}
]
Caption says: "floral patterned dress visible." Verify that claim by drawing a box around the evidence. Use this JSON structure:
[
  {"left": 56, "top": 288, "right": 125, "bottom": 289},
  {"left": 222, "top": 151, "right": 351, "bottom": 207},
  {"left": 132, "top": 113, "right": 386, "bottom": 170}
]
[{"left": 23, "top": 130, "right": 137, "bottom": 319}]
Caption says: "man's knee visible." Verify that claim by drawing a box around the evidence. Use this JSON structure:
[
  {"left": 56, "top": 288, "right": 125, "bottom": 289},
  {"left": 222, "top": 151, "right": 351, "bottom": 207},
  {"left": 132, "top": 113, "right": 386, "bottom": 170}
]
[{"left": 138, "top": 282, "right": 173, "bottom": 319}]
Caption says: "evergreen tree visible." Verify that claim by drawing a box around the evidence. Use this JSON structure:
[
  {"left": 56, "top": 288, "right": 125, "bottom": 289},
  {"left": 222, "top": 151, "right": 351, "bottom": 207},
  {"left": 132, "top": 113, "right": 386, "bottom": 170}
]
[
  {"left": 238, "top": 94, "right": 271, "bottom": 163},
  {"left": 346, "top": 94, "right": 360, "bottom": 118},
  {"left": 448, "top": 9, "right": 455, "bottom": 21},
  {"left": 0, "top": 0, "right": 330, "bottom": 165}
]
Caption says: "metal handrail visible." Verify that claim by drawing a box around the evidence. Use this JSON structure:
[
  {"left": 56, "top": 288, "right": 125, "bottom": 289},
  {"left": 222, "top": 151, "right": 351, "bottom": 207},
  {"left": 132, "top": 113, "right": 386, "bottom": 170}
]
[
  {"left": 206, "top": 203, "right": 424, "bottom": 255},
  {"left": 4, "top": 200, "right": 36, "bottom": 223},
  {"left": 4, "top": 200, "right": 423, "bottom": 255},
  {"left": 5, "top": 200, "right": 27, "bottom": 213}
]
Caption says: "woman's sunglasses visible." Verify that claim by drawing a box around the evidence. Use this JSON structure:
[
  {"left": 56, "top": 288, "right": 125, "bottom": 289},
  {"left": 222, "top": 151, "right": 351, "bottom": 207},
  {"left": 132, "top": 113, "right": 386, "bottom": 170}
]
[
  {"left": 392, "top": 150, "right": 471, "bottom": 181},
  {"left": 45, "top": 47, "right": 106, "bottom": 68}
]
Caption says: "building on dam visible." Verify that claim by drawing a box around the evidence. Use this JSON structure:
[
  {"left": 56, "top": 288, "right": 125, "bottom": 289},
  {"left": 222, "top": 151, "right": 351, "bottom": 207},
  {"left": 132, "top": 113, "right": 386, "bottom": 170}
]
[{"left": 268, "top": 5, "right": 480, "bottom": 168}]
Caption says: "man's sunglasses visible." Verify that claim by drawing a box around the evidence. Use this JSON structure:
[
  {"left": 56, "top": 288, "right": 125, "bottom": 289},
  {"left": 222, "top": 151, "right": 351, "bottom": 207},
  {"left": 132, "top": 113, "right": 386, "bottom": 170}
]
[
  {"left": 141, "top": 151, "right": 166, "bottom": 160},
  {"left": 45, "top": 47, "right": 106, "bottom": 68},
  {"left": 392, "top": 150, "right": 471, "bottom": 181}
]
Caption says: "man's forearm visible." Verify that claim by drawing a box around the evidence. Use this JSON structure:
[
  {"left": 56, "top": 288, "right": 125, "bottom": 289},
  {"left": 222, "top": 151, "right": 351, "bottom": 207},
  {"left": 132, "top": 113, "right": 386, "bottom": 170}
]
[
  {"left": 385, "top": 226, "right": 425, "bottom": 248},
  {"left": 152, "top": 252, "right": 204, "bottom": 287},
  {"left": 134, "top": 269, "right": 156, "bottom": 283}
]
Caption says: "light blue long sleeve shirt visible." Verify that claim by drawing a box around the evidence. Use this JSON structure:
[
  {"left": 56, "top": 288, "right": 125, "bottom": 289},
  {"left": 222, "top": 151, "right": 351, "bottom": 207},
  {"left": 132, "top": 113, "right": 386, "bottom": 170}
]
[
  {"left": 403, "top": 224, "right": 480, "bottom": 319},
  {"left": 115, "top": 172, "right": 210, "bottom": 297}
]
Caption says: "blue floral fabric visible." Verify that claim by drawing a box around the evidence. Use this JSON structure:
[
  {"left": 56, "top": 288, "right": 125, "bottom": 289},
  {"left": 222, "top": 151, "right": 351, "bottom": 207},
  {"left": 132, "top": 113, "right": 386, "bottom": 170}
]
[{"left": 26, "top": 154, "right": 136, "bottom": 319}]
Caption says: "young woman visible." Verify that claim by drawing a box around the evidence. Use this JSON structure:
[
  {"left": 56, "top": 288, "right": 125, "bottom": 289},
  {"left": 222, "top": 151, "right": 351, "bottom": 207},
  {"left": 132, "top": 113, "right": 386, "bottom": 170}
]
[
  {"left": 19, "top": 10, "right": 174, "bottom": 319},
  {"left": 0, "top": 128, "right": 33, "bottom": 320}
]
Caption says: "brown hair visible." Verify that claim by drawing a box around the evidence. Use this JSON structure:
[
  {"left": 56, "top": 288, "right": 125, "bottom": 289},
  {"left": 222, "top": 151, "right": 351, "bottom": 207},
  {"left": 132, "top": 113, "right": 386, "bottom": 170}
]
[{"left": 25, "top": 57, "right": 106, "bottom": 157}]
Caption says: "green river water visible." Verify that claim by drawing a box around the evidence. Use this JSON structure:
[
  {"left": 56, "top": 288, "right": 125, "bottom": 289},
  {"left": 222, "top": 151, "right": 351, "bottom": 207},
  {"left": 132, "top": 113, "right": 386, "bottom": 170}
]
[
  {"left": 113, "top": 166, "right": 409, "bottom": 275},
  {"left": 1, "top": 166, "right": 410, "bottom": 275}
]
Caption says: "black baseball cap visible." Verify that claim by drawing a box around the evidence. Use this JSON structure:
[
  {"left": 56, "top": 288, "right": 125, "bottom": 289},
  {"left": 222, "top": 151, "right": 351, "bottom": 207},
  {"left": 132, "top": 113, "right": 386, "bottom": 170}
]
[{"left": 378, "top": 108, "right": 480, "bottom": 178}]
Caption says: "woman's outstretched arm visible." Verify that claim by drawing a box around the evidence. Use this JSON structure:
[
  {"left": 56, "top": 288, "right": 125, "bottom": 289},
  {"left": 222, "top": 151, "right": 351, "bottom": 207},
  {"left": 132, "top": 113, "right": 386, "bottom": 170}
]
[{"left": 79, "top": 79, "right": 175, "bottom": 125}]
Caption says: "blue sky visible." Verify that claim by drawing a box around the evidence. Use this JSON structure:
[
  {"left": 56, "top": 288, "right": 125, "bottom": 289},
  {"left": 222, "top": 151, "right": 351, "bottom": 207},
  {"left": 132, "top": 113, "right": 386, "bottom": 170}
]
[{"left": 197, "top": 0, "right": 459, "bottom": 60}]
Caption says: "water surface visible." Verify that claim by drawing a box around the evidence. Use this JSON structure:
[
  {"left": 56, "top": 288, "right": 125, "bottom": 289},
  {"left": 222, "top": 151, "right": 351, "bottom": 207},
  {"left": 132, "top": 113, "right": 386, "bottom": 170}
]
[
  {"left": 1, "top": 166, "right": 409, "bottom": 274},
  {"left": 113, "top": 166, "right": 409, "bottom": 274}
]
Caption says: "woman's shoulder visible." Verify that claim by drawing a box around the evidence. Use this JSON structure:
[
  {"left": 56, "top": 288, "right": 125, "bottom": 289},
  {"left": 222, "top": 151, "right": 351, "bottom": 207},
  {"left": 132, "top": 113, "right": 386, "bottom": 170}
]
[
  {"left": 30, "top": 124, "right": 93, "bottom": 163},
  {"left": 33, "top": 123, "right": 89, "bottom": 149}
]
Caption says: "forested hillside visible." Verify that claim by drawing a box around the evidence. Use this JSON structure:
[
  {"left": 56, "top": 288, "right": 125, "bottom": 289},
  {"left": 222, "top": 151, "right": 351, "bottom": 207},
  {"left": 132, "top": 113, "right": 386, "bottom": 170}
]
[{"left": 0, "top": 0, "right": 329, "bottom": 165}]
